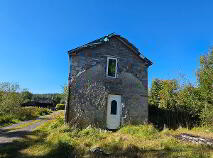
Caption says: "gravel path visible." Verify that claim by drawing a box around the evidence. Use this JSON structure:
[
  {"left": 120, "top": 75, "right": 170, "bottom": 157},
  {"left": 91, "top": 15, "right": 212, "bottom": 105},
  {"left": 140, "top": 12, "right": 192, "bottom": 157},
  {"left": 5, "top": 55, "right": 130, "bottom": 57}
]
[{"left": 0, "top": 111, "right": 63, "bottom": 146}]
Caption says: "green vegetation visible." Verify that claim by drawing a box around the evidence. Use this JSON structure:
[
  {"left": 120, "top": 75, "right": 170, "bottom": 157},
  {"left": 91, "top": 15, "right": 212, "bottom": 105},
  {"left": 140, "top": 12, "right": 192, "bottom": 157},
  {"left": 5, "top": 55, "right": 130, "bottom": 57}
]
[
  {"left": 1, "top": 46, "right": 213, "bottom": 157},
  {"left": 0, "top": 106, "right": 51, "bottom": 127},
  {"left": 32, "top": 93, "right": 62, "bottom": 105},
  {"left": 6, "top": 119, "right": 42, "bottom": 131},
  {"left": 149, "top": 48, "right": 213, "bottom": 128},
  {"left": 1, "top": 113, "right": 213, "bottom": 158},
  {"left": 55, "top": 104, "right": 65, "bottom": 110},
  {"left": 0, "top": 82, "right": 51, "bottom": 126},
  {"left": 20, "top": 85, "right": 67, "bottom": 109}
]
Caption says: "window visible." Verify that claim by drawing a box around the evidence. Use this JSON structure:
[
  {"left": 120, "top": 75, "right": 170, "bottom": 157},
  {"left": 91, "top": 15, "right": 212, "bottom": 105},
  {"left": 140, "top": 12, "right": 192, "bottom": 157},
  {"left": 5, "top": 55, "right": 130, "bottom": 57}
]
[
  {"left": 107, "top": 57, "right": 117, "bottom": 78},
  {"left": 111, "top": 100, "right": 117, "bottom": 115}
]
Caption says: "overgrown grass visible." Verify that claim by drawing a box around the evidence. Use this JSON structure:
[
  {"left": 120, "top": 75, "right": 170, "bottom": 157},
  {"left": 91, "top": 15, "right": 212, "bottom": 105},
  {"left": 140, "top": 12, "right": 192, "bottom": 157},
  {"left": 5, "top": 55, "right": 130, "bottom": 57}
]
[
  {"left": 7, "top": 120, "right": 42, "bottom": 131},
  {"left": 0, "top": 115, "right": 20, "bottom": 127},
  {"left": 0, "top": 107, "right": 52, "bottom": 127},
  {"left": 55, "top": 104, "right": 65, "bottom": 110},
  {"left": 1, "top": 113, "right": 212, "bottom": 158},
  {"left": 17, "top": 107, "right": 52, "bottom": 120}
]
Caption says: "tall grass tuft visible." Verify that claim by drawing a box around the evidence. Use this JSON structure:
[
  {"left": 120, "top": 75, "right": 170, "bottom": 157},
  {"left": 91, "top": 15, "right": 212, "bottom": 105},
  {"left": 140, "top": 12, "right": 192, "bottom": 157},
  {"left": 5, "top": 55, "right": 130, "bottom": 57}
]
[{"left": 119, "top": 124, "right": 159, "bottom": 139}]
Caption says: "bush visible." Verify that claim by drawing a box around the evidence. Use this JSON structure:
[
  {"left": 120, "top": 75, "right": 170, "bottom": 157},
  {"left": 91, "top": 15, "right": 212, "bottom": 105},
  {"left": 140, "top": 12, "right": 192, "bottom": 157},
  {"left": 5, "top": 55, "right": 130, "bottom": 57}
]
[
  {"left": 0, "top": 115, "right": 14, "bottom": 124},
  {"left": 56, "top": 104, "right": 65, "bottom": 110},
  {"left": 0, "top": 82, "right": 53, "bottom": 126},
  {"left": 0, "top": 106, "right": 52, "bottom": 124},
  {"left": 200, "top": 105, "right": 213, "bottom": 126},
  {"left": 16, "top": 107, "right": 52, "bottom": 121},
  {"left": 119, "top": 124, "right": 159, "bottom": 139},
  {"left": 37, "top": 107, "right": 52, "bottom": 116},
  {"left": 50, "top": 115, "right": 64, "bottom": 129}
]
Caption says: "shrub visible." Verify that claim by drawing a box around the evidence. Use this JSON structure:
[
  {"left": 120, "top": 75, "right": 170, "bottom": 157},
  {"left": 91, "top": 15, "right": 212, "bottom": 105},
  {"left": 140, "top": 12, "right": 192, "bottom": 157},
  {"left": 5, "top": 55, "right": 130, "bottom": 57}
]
[
  {"left": 15, "top": 107, "right": 52, "bottom": 121},
  {"left": 0, "top": 115, "right": 14, "bottom": 124},
  {"left": 0, "top": 82, "right": 53, "bottom": 125},
  {"left": 119, "top": 124, "right": 159, "bottom": 139},
  {"left": 200, "top": 104, "right": 213, "bottom": 126},
  {"left": 37, "top": 107, "right": 52, "bottom": 116},
  {"left": 50, "top": 115, "right": 65, "bottom": 129},
  {"left": 0, "top": 107, "right": 52, "bottom": 124},
  {"left": 16, "top": 107, "right": 38, "bottom": 120},
  {"left": 77, "top": 126, "right": 107, "bottom": 141},
  {"left": 56, "top": 104, "right": 65, "bottom": 110}
]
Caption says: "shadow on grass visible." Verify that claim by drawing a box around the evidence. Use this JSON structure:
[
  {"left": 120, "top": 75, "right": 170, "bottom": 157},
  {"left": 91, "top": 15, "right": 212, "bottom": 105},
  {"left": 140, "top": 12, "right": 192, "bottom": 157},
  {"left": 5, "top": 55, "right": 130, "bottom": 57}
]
[
  {"left": 91, "top": 145, "right": 212, "bottom": 158},
  {"left": 148, "top": 104, "right": 200, "bottom": 130},
  {"left": 0, "top": 130, "right": 76, "bottom": 158},
  {"left": 0, "top": 130, "right": 212, "bottom": 158},
  {"left": 0, "top": 129, "right": 33, "bottom": 139}
]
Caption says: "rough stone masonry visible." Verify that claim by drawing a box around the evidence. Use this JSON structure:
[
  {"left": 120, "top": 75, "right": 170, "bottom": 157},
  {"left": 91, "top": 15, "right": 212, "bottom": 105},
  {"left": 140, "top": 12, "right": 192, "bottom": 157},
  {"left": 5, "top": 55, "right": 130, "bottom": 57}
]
[{"left": 65, "top": 33, "right": 152, "bottom": 129}]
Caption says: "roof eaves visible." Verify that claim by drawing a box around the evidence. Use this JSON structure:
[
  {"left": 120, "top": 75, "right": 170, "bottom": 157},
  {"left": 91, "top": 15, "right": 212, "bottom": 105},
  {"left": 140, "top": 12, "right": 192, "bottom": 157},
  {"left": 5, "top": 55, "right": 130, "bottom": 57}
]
[
  {"left": 113, "top": 35, "right": 152, "bottom": 67},
  {"left": 67, "top": 33, "right": 116, "bottom": 55},
  {"left": 67, "top": 33, "right": 153, "bottom": 67}
]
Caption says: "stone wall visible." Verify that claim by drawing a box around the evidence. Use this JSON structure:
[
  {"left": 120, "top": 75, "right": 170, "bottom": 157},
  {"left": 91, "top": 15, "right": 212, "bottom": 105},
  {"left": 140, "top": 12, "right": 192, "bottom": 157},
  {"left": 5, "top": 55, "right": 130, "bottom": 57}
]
[{"left": 68, "top": 37, "right": 149, "bottom": 128}]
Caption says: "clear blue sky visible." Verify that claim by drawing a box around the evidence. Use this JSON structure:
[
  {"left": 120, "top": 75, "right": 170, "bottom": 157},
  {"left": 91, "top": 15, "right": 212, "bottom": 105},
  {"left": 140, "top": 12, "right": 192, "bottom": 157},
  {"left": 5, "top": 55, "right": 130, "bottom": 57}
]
[{"left": 0, "top": 0, "right": 213, "bottom": 93}]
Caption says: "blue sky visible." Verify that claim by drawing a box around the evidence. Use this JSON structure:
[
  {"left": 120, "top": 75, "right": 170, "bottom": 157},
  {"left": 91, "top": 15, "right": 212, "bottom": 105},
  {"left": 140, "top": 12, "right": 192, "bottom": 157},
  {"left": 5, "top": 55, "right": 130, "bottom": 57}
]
[{"left": 0, "top": 0, "right": 213, "bottom": 93}]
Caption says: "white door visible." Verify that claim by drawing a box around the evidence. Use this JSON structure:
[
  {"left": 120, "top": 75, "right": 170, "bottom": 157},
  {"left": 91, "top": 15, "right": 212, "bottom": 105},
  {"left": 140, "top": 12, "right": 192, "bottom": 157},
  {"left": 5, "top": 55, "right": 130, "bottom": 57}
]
[{"left": 107, "top": 94, "right": 121, "bottom": 129}]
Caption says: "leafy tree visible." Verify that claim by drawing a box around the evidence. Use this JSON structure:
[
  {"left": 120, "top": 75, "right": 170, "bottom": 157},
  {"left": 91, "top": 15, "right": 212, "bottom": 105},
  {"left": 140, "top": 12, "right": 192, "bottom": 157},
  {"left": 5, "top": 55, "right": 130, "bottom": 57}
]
[
  {"left": 149, "top": 79, "right": 163, "bottom": 106},
  {"left": 52, "top": 94, "right": 62, "bottom": 105},
  {"left": 60, "top": 85, "right": 68, "bottom": 104},
  {"left": 148, "top": 49, "right": 213, "bottom": 127},
  {"left": 176, "top": 85, "right": 202, "bottom": 116},
  {"left": 0, "top": 82, "right": 22, "bottom": 115},
  {"left": 21, "top": 89, "right": 33, "bottom": 103},
  {"left": 196, "top": 48, "right": 213, "bottom": 125},
  {"left": 149, "top": 79, "right": 178, "bottom": 109},
  {"left": 197, "top": 49, "right": 213, "bottom": 104},
  {"left": 158, "top": 80, "right": 179, "bottom": 109}
]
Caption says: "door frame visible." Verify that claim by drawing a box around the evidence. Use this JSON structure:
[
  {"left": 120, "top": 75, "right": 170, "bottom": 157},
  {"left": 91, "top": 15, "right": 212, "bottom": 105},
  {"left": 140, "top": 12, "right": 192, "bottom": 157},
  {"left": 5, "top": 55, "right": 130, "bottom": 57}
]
[{"left": 106, "top": 94, "right": 121, "bottom": 129}]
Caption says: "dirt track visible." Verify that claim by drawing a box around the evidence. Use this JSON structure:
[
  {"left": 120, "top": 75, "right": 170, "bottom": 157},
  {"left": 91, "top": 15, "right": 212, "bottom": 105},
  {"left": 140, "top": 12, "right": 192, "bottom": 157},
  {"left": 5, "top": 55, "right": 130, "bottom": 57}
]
[{"left": 0, "top": 111, "right": 63, "bottom": 146}]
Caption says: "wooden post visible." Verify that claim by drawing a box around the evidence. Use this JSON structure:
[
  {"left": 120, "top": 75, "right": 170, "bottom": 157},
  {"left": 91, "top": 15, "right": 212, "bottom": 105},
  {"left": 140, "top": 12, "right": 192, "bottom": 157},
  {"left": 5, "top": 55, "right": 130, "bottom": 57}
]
[{"left": 65, "top": 54, "right": 72, "bottom": 123}]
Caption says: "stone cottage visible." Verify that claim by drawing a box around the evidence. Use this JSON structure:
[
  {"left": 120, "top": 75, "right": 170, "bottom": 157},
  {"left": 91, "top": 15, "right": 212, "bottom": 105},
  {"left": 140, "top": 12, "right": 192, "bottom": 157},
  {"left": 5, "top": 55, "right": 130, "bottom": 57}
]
[{"left": 65, "top": 33, "right": 152, "bottom": 129}]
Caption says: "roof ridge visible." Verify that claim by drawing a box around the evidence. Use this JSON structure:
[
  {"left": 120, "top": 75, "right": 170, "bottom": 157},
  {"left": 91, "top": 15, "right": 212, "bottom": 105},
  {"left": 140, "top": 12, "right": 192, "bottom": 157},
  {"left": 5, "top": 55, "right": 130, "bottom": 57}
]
[{"left": 67, "top": 33, "right": 152, "bottom": 66}]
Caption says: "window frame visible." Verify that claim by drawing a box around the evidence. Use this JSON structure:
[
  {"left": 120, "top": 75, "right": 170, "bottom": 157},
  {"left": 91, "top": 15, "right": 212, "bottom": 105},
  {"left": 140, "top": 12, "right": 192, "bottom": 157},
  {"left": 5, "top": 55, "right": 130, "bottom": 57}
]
[{"left": 106, "top": 57, "right": 118, "bottom": 78}]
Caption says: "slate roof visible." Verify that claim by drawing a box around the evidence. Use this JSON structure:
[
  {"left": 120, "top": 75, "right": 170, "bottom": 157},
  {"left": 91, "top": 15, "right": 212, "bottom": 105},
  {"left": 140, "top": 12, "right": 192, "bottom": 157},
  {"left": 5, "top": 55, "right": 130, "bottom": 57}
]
[{"left": 67, "top": 33, "right": 152, "bottom": 66}]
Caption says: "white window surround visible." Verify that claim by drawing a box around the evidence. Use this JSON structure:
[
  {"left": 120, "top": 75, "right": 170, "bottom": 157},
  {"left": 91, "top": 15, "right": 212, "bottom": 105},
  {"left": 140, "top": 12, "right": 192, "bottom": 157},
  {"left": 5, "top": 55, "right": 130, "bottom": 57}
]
[{"left": 106, "top": 57, "right": 118, "bottom": 78}]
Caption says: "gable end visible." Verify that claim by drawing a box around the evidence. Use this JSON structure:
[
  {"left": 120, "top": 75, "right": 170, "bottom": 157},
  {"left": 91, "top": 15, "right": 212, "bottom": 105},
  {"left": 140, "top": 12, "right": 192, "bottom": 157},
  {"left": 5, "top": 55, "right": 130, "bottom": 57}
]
[{"left": 68, "top": 33, "right": 152, "bottom": 67}]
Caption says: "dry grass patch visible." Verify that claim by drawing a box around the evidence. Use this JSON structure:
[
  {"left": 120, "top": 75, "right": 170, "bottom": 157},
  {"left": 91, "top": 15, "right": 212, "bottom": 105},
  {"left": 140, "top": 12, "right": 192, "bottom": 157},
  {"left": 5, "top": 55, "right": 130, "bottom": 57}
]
[{"left": 1, "top": 113, "right": 213, "bottom": 158}]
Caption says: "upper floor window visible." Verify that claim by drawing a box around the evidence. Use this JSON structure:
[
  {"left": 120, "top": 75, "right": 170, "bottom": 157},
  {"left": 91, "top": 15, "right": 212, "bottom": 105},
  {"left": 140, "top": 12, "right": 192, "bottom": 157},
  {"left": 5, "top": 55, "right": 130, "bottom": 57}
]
[{"left": 107, "top": 57, "right": 117, "bottom": 78}]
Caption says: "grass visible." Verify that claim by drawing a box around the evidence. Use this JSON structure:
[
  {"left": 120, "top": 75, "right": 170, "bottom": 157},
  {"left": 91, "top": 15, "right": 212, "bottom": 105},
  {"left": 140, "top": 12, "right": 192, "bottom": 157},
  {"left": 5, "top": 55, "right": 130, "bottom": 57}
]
[
  {"left": 0, "top": 113, "right": 213, "bottom": 158},
  {"left": 0, "top": 107, "right": 52, "bottom": 127},
  {"left": 0, "top": 119, "right": 20, "bottom": 128},
  {"left": 6, "top": 120, "right": 42, "bottom": 131}
]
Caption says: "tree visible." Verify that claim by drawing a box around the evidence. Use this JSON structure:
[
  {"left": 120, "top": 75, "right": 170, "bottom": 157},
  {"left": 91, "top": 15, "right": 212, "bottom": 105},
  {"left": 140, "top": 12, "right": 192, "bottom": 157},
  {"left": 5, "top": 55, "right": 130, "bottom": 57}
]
[
  {"left": 0, "top": 82, "right": 22, "bottom": 115},
  {"left": 149, "top": 79, "right": 162, "bottom": 106},
  {"left": 196, "top": 48, "right": 213, "bottom": 125},
  {"left": 197, "top": 48, "right": 213, "bottom": 104},
  {"left": 176, "top": 85, "right": 202, "bottom": 115},
  {"left": 158, "top": 80, "right": 179, "bottom": 109},
  {"left": 21, "top": 89, "right": 33, "bottom": 103},
  {"left": 60, "top": 85, "right": 68, "bottom": 104},
  {"left": 149, "top": 79, "right": 178, "bottom": 109},
  {"left": 0, "top": 82, "right": 20, "bottom": 92}
]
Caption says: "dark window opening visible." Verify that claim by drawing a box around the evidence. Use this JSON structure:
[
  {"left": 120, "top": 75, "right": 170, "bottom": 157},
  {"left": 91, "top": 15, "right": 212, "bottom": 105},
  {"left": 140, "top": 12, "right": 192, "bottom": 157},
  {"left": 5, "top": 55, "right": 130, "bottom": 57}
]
[
  {"left": 108, "top": 58, "right": 117, "bottom": 77},
  {"left": 111, "top": 100, "right": 117, "bottom": 115}
]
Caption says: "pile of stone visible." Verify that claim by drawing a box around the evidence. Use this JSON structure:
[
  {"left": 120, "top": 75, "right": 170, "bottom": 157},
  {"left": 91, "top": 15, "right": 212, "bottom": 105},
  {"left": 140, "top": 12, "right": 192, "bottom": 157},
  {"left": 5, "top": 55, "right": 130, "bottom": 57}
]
[{"left": 175, "top": 133, "right": 213, "bottom": 146}]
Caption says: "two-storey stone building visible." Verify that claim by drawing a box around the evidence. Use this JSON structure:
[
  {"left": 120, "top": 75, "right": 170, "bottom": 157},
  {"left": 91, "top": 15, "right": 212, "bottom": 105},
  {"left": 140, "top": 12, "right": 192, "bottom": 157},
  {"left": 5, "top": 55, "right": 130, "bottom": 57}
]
[{"left": 65, "top": 33, "right": 152, "bottom": 129}]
